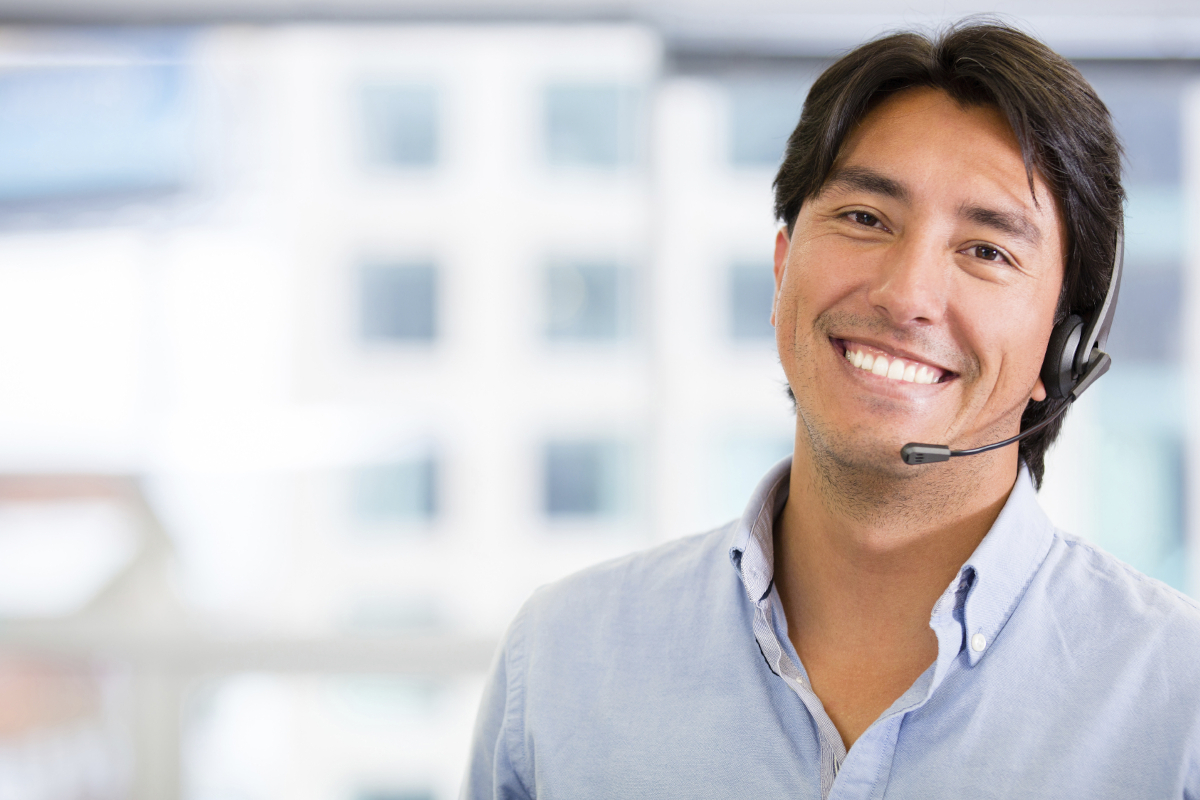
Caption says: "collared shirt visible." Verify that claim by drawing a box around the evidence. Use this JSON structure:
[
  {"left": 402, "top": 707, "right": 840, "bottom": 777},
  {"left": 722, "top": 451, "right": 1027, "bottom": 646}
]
[{"left": 462, "top": 457, "right": 1200, "bottom": 799}]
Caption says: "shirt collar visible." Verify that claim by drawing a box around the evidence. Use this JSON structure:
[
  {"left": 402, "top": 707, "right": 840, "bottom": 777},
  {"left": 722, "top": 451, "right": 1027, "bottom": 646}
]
[
  {"left": 728, "top": 455, "right": 792, "bottom": 605},
  {"left": 729, "top": 456, "right": 1057, "bottom": 668},
  {"left": 945, "top": 465, "right": 1057, "bottom": 667}
]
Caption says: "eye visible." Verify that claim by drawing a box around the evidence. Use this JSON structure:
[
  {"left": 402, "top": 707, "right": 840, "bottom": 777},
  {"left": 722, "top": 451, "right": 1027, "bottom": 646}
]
[
  {"left": 965, "top": 244, "right": 1011, "bottom": 264},
  {"left": 847, "top": 210, "right": 884, "bottom": 228}
]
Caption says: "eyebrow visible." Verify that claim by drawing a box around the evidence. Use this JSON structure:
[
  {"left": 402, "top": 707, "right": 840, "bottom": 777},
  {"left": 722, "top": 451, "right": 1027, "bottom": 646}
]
[
  {"left": 824, "top": 165, "right": 1042, "bottom": 246},
  {"left": 959, "top": 204, "right": 1042, "bottom": 246},
  {"left": 822, "top": 166, "right": 910, "bottom": 203}
]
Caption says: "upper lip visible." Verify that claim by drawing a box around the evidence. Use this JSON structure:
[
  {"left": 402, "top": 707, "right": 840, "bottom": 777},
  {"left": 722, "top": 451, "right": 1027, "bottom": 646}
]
[{"left": 832, "top": 336, "right": 958, "bottom": 376}]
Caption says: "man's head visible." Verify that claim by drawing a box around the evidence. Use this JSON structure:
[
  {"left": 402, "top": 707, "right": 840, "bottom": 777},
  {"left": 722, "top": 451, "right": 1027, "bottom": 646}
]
[{"left": 771, "top": 21, "right": 1123, "bottom": 489}]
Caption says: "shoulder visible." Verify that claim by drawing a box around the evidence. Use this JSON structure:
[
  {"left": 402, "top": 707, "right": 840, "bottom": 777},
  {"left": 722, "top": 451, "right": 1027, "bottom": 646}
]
[
  {"left": 992, "top": 528, "right": 1200, "bottom": 781},
  {"left": 1043, "top": 528, "right": 1199, "bottom": 622},
  {"left": 520, "top": 522, "right": 744, "bottom": 638},
  {"left": 497, "top": 522, "right": 753, "bottom": 688},
  {"left": 1028, "top": 527, "right": 1200, "bottom": 675}
]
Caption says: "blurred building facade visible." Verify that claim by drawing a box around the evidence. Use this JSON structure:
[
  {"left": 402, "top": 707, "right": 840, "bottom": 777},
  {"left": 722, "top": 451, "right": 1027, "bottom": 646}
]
[{"left": 0, "top": 17, "right": 1193, "bottom": 800}]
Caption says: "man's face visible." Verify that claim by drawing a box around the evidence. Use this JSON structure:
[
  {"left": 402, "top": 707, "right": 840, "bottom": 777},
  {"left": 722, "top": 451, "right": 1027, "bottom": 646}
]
[{"left": 772, "top": 87, "right": 1065, "bottom": 472}]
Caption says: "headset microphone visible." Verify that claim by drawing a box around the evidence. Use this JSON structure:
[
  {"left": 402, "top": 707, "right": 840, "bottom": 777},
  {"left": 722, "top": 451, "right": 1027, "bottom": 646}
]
[{"left": 901, "top": 225, "right": 1124, "bottom": 466}]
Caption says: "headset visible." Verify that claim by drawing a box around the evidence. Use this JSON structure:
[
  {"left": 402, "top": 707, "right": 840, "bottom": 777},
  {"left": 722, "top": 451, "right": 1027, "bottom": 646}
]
[{"left": 900, "top": 224, "right": 1124, "bottom": 465}]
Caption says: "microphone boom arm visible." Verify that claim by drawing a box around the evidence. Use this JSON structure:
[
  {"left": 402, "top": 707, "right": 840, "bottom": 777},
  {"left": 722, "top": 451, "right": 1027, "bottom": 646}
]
[{"left": 900, "top": 395, "right": 1077, "bottom": 465}]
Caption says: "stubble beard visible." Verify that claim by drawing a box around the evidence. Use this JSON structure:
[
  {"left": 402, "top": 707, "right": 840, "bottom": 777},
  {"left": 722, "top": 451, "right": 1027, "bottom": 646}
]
[
  {"left": 787, "top": 312, "right": 986, "bottom": 528},
  {"left": 795, "top": 399, "right": 983, "bottom": 529}
]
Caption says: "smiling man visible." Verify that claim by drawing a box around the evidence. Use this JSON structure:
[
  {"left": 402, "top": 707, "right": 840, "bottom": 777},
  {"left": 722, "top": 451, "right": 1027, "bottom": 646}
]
[{"left": 463, "top": 22, "right": 1200, "bottom": 800}]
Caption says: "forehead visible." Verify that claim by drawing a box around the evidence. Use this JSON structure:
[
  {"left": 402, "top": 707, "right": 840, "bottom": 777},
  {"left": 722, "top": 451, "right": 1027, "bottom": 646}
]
[{"left": 828, "top": 87, "right": 1047, "bottom": 210}]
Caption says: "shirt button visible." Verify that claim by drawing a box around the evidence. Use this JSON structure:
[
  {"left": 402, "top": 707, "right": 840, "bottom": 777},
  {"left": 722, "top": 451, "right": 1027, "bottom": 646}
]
[{"left": 970, "top": 633, "right": 987, "bottom": 652}]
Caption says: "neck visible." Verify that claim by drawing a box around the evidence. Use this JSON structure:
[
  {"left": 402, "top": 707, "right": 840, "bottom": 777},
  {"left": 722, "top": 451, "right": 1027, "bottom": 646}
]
[
  {"left": 781, "top": 419, "right": 1019, "bottom": 560},
  {"left": 772, "top": 432, "right": 1018, "bottom": 747}
]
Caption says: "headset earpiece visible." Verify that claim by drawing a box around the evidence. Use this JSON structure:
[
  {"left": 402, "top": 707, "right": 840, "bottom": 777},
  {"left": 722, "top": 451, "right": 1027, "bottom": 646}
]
[
  {"left": 1040, "top": 314, "right": 1084, "bottom": 400},
  {"left": 1039, "top": 226, "right": 1124, "bottom": 403}
]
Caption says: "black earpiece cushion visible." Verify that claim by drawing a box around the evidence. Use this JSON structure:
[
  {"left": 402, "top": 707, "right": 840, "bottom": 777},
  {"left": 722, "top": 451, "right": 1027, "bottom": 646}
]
[{"left": 1041, "top": 314, "right": 1083, "bottom": 400}]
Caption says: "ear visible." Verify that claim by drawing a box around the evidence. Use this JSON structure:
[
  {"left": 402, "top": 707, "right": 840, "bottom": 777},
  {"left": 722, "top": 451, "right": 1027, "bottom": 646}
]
[
  {"left": 1031, "top": 376, "right": 1047, "bottom": 403},
  {"left": 771, "top": 227, "right": 790, "bottom": 327}
]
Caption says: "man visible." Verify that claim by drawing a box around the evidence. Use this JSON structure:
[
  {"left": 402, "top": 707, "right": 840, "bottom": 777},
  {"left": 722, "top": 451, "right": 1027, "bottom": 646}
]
[{"left": 463, "top": 22, "right": 1200, "bottom": 799}]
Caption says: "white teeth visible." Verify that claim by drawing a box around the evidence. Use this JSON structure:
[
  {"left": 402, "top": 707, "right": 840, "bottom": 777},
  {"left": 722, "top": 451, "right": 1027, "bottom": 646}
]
[{"left": 843, "top": 344, "right": 943, "bottom": 385}]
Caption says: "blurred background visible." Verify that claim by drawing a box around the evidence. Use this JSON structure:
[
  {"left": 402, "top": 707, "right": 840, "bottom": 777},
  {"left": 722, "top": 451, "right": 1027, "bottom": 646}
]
[{"left": 0, "top": 1, "right": 1196, "bottom": 798}]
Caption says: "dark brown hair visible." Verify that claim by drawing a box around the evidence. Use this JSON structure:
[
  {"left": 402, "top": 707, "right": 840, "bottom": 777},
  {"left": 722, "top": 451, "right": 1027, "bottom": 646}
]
[{"left": 774, "top": 20, "right": 1124, "bottom": 488}]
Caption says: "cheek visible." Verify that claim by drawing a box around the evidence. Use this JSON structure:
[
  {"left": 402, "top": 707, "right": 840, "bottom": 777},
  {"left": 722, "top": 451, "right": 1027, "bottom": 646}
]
[
  {"left": 1017, "top": 277, "right": 1063, "bottom": 387},
  {"left": 774, "top": 269, "right": 824, "bottom": 347},
  {"left": 781, "top": 241, "right": 864, "bottom": 322},
  {"left": 1013, "top": 326, "right": 1053, "bottom": 386},
  {"left": 975, "top": 296, "right": 1058, "bottom": 392}
]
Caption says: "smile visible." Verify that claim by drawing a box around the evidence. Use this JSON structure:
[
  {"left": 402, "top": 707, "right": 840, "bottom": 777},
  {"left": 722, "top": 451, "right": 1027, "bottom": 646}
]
[{"left": 835, "top": 339, "right": 951, "bottom": 385}]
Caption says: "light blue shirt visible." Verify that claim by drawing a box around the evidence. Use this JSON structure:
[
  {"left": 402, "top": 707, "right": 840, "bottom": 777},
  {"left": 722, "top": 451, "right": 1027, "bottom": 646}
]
[{"left": 462, "top": 457, "right": 1200, "bottom": 799}]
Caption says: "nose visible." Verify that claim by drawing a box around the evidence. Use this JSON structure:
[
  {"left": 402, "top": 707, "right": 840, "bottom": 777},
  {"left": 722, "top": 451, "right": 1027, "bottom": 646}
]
[{"left": 866, "top": 233, "right": 949, "bottom": 327}]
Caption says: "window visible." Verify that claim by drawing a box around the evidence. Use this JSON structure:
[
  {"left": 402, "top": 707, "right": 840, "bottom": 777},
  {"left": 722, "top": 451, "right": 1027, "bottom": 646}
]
[
  {"left": 711, "top": 435, "right": 793, "bottom": 524},
  {"left": 1082, "top": 70, "right": 1181, "bottom": 186},
  {"left": 543, "top": 84, "right": 639, "bottom": 168},
  {"left": 543, "top": 440, "right": 631, "bottom": 518},
  {"left": 1079, "top": 66, "right": 1188, "bottom": 367},
  {"left": 545, "top": 261, "right": 632, "bottom": 341},
  {"left": 729, "top": 262, "right": 776, "bottom": 340},
  {"left": 360, "top": 83, "right": 438, "bottom": 167},
  {"left": 0, "top": 55, "right": 193, "bottom": 203},
  {"left": 1094, "top": 429, "right": 1185, "bottom": 587},
  {"left": 359, "top": 262, "right": 437, "bottom": 342},
  {"left": 727, "top": 80, "right": 805, "bottom": 167},
  {"left": 1104, "top": 268, "right": 1181, "bottom": 363},
  {"left": 350, "top": 457, "right": 438, "bottom": 523}
]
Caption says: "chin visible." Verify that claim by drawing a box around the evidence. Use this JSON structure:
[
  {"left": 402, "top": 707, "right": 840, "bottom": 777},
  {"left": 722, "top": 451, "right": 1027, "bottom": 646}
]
[{"left": 802, "top": 421, "right": 923, "bottom": 482}]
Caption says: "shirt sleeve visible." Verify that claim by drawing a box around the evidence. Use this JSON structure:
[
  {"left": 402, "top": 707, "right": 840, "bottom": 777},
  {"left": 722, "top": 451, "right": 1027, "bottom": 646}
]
[{"left": 460, "top": 605, "right": 534, "bottom": 800}]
